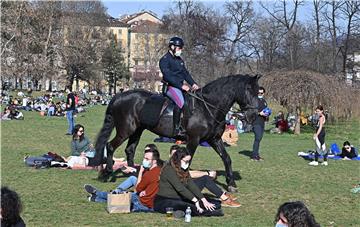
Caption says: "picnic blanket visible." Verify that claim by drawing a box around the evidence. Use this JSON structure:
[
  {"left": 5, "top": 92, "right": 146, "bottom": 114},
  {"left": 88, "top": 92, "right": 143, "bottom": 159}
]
[
  {"left": 297, "top": 151, "right": 360, "bottom": 161},
  {"left": 70, "top": 159, "right": 128, "bottom": 170}
]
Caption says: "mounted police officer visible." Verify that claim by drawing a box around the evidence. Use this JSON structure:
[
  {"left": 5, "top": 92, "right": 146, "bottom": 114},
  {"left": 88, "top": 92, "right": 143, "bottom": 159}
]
[{"left": 159, "top": 37, "right": 200, "bottom": 136}]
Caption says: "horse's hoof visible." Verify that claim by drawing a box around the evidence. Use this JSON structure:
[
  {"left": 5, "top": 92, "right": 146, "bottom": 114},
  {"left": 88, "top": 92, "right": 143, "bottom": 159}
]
[{"left": 228, "top": 186, "right": 238, "bottom": 193}]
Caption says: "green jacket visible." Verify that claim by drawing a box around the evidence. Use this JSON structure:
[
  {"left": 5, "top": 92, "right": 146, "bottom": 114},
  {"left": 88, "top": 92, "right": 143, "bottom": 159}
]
[
  {"left": 70, "top": 136, "right": 92, "bottom": 156},
  {"left": 157, "top": 164, "right": 204, "bottom": 201}
]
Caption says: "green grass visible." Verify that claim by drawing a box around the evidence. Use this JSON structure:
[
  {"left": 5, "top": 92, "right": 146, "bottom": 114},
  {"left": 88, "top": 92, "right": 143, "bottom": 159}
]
[{"left": 1, "top": 106, "right": 359, "bottom": 227}]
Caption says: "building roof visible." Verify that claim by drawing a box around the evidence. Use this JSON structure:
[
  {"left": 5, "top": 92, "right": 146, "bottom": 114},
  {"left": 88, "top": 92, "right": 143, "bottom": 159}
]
[
  {"left": 130, "top": 20, "right": 162, "bottom": 33},
  {"left": 119, "top": 11, "right": 161, "bottom": 24},
  {"left": 107, "top": 16, "right": 128, "bottom": 27}
]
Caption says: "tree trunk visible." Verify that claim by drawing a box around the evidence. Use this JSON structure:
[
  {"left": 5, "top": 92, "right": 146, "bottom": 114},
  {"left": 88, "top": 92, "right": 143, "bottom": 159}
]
[
  {"left": 48, "top": 77, "right": 52, "bottom": 92},
  {"left": 331, "top": 1, "right": 337, "bottom": 73},
  {"left": 114, "top": 74, "right": 117, "bottom": 94},
  {"left": 294, "top": 106, "right": 301, "bottom": 135},
  {"left": 19, "top": 78, "right": 23, "bottom": 90}
]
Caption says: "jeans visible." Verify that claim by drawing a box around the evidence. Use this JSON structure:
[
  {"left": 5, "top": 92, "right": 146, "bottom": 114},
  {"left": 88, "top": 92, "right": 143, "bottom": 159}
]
[
  {"left": 114, "top": 176, "right": 138, "bottom": 193},
  {"left": 252, "top": 124, "right": 264, "bottom": 157},
  {"left": 193, "top": 176, "right": 223, "bottom": 198},
  {"left": 131, "top": 193, "right": 153, "bottom": 212},
  {"left": 66, "top": 110, "right": 75, "bottom": 134},
  {"left": 47, "top": 107, "right": 55, "bottom": 116}
]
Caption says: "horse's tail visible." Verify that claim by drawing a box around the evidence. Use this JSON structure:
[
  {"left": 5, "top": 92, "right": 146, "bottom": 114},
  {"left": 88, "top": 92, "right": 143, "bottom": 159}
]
[{"left": 89, "top": 102, "right": 115, "bottom": 166}]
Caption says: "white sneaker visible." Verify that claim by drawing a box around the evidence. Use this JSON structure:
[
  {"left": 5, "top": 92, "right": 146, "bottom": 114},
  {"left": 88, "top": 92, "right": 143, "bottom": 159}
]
[
  {"left": 309, "top": 161, "right": 319, "bottom": 166},
  {"left": 321, "top": 161, "right": 328, "bottom": 166}
]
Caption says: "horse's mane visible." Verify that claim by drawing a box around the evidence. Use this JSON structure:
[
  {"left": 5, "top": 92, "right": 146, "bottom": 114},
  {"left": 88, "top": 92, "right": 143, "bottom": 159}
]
[{"left": 202, "top": 74, "right": 255, "bottom": 91}]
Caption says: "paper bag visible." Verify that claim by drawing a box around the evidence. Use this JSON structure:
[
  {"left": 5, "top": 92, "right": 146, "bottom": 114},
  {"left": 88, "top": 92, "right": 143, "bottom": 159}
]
[
  {"left": 222, "top": 128, "right": 238, "bottom": 146},
  {"left": 107, "top": 192, "right": 131, "bottom": 213}
]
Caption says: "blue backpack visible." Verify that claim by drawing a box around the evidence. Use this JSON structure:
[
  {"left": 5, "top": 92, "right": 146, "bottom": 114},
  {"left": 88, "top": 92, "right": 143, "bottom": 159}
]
[
  {"left": 330, "top": 143, "right": 341, "bottom": 155},
  {"left": 24, "top": 156, "right": 51, "bottom": 168}
]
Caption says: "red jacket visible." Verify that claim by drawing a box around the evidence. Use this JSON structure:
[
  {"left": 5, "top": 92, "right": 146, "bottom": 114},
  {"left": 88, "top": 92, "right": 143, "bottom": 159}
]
[{"left": 136, "top": 166, "right": 161, "bottom": 208}]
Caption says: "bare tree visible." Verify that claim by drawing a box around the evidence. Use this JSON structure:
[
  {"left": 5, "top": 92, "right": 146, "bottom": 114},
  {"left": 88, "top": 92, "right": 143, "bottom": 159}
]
[
  {"left": 260, "top": 0, "right": 304, "bottom": 70},
  {"left": 162, "top": 1, "right": 227, "bottom": 85},
  {"left": 323, "top": 0, "right": 343, "bottom": 73},
  {"left": 261, "top": 70, "right": 360, "bottom": 134},
  {"left": 252, "top": 17, "right": 284, "bottom": 71},
  {"left": 339, "top": 1, "right": 360, "bottom": 76},
  {"left": 58, "top": 0, "right": 109, "bottom": 90},
  {"left": 1, "top": 1, "right": 33, "bottom": 89},
  {"left": 312, "top": 0, "right": 326, "bottom": 72},
  {"left": 223, "top": 1, "right": 255, "bottom": 74}
]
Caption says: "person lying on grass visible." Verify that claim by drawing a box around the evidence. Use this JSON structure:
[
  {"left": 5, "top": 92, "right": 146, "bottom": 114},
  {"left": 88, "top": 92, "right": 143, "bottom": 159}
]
[
  {"left": 84, "top": 144, "right": 163, "bottom": 212},
  {"left": 340, "top": 141, "right": 358, "bottom": 160}
]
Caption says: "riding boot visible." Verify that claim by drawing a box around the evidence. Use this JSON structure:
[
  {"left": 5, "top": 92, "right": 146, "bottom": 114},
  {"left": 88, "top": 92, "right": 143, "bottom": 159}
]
[{"left": 173, "top": 107, "right": 185, "bottom": 136}]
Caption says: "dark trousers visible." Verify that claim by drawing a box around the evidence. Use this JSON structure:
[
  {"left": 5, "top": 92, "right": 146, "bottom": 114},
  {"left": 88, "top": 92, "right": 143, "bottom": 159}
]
[
  {"left": 193, "top": 176, "right": 223, "bottom": 198},
  {"left": 315, "top": 129, "right": 327, "bottom": 161},
  {"left": 252, "top": 124, "right": 264, "bottom": 157},
  {"left": 153, "top": 195, "right": 223, "bottom": 217}
]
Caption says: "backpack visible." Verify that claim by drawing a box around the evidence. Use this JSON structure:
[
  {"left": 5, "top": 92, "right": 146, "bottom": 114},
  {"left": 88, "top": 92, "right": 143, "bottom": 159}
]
[
  {"left": 330, "top": 143, "right": 341, "bottom": 155},
  {"left": 24, "top": 156, "right": 51, "bottom": 168}
]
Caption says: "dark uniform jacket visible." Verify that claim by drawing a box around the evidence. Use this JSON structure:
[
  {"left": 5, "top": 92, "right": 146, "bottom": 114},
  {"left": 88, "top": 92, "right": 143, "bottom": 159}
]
[
  {"left": 159, "top": 51, "right": 196, "bottom": 90},
  {"left": 253, "top": 97, "right": 268, "bottom": 127}
]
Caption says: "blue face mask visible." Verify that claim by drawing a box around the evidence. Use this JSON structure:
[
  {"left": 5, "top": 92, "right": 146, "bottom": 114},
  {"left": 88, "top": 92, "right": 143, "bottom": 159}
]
[
  {"left": 275, "top": 223, "right": 287, "bottom": 227},
  {"left": 142, "top": 159, "right": 152, "bottom": 169}
]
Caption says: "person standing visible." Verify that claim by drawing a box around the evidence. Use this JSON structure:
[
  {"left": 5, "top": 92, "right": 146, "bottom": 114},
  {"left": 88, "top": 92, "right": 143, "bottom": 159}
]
[
  {"left": 251, "top": 87, "right": 268, "bottom": 161},
  {"left": 159, "top": 37, "right": 200, "bottom": 135},
  {"left": 65, "top": 87, "right": 75, "bottom": 135},
  {"left": 309, "top": 105, "right": 327, "bottom": 166}
]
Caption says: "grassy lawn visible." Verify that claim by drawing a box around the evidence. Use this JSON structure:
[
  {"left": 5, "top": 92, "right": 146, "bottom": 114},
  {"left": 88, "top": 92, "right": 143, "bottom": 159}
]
[{"left": 1, "top": 105, "right": 359, "bottom": 227}]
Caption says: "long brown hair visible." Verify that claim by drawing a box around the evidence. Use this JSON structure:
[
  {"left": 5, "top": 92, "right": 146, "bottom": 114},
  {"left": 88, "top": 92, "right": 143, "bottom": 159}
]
[{"left": 170, "top": 147, "right": 191, "bottom": 183}]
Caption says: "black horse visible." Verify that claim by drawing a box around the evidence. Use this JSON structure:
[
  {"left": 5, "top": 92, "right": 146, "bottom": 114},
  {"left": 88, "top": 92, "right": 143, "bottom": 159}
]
[{"left": 90, "top": 74, "right": 260, "bottom": 192}]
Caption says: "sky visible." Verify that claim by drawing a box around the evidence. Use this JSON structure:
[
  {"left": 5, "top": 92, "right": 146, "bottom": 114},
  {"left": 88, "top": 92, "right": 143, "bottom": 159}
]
[
  {"left": 102, "top": 0, "right": 313, "bottom": 22},
  {"left": 102, "top": 0, "right": 172, "bottom": 19}
]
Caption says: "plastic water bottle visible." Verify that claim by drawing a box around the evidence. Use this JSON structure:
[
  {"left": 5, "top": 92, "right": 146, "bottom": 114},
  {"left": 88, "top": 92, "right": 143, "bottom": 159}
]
[{"left": 185, "top": 206, "right": 191, "bottom": 223}]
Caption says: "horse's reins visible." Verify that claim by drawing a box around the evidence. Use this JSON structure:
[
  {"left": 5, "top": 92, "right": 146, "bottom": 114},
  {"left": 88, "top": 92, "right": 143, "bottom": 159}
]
[{"left": 187, "top": 89, "right": 227, "bottom": 124}]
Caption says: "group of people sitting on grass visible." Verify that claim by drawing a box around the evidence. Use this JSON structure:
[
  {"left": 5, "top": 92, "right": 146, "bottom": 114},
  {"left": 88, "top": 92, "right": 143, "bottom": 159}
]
[
  {"left": 84, "top": 143, "right": 241, "bottom": 217},
  {"left": 1, "top": 184, "right": 320, "bottom": 226},
  {"left": 80, "top": 143, "right": 322, "bottom": 225}
]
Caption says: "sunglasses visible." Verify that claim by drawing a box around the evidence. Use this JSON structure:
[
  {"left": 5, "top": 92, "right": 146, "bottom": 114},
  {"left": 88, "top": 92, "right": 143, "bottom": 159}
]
[
  {"left": 344, "top": 146, "right": 351, "bottom": 149},
  {"left": 78, "top": 130, "right": 84, "bottom": 133},
  {"left": 258, "top": 92, "right": 264, "bottom": 95}
]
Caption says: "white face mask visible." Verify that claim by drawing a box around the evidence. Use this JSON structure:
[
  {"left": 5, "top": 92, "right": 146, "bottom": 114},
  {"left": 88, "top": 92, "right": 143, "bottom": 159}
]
[
  {"left": 258, "top": 95, "right": 263, "bottom": 99},
  {"left": 174, "top": 49, "right": 182, "bottom": 57},
  {"left": 181, "top": 162, "right": 189, "bottom": 170}
]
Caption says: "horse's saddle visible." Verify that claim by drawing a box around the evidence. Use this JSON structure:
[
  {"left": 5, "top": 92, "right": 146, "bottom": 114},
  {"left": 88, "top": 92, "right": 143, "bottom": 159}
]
[
  {"left": 139, "top": 94, "right": 177, "bottom": 128},
  {"left": 139, "top": 93, "right": 194, "bottom": 128}
]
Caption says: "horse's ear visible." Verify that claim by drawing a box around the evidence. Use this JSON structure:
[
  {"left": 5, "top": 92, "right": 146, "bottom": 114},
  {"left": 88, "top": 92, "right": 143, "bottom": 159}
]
[{"left": 254, "top": 74, "right": 262, "bottom": 81}]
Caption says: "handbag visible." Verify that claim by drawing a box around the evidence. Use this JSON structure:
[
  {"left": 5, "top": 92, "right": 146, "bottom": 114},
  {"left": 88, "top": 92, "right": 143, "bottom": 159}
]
[{"left": 107, "top": 192, "right": 131, "bottom": 214}]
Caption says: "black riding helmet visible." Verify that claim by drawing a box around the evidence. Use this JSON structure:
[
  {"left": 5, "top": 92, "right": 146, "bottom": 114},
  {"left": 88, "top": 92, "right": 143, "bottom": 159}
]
[{"left": 169, "top": 37, "right": 184, "bottom": 48}]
